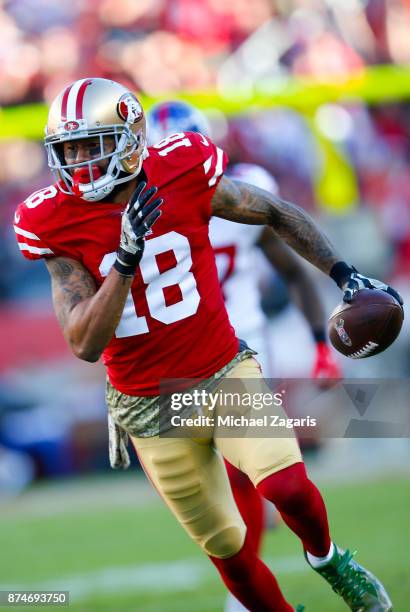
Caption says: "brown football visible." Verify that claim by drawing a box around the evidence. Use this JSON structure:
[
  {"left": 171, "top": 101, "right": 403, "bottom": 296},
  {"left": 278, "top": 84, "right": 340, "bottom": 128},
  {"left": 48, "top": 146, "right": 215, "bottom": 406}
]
[{"left": 328, "top": 289, "right": 404, "bottom": 358}]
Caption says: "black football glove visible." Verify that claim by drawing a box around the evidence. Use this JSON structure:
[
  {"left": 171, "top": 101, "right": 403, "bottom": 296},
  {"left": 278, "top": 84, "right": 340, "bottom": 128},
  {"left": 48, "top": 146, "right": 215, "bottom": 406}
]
[
  {"left": 114, "top": 181, "right": 162, "bottom": 276},
  {"left": 330, "top": 262, "right": 403, "bottom": 306},
  {"left": 342, "top": 271, "right": 403, "bottom": 305}
]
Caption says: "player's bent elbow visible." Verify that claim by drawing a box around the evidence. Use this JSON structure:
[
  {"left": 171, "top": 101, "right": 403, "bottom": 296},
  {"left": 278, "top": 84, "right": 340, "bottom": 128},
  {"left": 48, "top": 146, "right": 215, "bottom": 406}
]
[{"left": 71, "top": 343, "right": 101, "bottom": 363}]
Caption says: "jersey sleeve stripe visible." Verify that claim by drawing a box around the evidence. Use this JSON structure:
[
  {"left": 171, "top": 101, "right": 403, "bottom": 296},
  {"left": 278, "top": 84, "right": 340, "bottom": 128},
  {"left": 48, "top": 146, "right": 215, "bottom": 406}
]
[
  {"left": 208, "top": 147, "right": 224, "bottom": 187},
  {"left": 203, "top": 155, "right": 213, "bottom": 175},
  {"left": 14, "top": 226, "right": 41, "bottom": 240},
  {"left": 18, "top": 243, "right": 54, "bottom": 255}
]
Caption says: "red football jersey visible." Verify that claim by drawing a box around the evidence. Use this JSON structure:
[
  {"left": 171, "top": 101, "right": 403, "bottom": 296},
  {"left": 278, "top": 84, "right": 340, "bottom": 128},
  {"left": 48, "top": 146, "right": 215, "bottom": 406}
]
[{"left": 14, "top": 132, "right": 239, "bottom": 395}]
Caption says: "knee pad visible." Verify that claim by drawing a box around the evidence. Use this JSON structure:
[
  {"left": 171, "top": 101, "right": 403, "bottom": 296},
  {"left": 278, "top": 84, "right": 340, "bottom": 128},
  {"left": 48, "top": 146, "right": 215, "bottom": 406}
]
[
  {"left": 203, "top": 522, "right": 246, "bottom": 559},
  {"left": 136, "top": 438, "right": 247, "bottom": 559}
]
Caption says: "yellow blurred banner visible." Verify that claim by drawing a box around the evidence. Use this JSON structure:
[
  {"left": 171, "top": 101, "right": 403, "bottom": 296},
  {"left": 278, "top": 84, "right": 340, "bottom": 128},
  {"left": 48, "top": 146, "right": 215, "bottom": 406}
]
[
  {"left": 1, "top": 65, "right": 409, "bottom": 140},
  {"left": 1, "top": 65, "right": 408, "bottom": 213}
]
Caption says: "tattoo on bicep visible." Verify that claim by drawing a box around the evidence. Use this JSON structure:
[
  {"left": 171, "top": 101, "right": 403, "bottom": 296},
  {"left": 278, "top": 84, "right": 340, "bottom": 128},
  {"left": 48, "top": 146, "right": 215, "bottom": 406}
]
[
  {"left": 47, "top": 258, "right": 96, "bottom": 327},
  {"left": 213, "top": 178, "right": 278, "bottom": 225}
]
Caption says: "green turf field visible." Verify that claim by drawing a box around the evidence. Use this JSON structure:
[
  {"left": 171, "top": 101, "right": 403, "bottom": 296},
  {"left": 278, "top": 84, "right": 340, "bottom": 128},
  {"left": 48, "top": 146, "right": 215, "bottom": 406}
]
[{"left": 0, "top": 475, "right": 408, "bottom": 611}]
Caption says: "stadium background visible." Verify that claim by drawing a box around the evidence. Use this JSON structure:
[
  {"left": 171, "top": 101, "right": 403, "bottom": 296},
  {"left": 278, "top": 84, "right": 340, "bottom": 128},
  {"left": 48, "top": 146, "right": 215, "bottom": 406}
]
[{"left": 0, "top": 0, "right": 409, "bottom": 610}]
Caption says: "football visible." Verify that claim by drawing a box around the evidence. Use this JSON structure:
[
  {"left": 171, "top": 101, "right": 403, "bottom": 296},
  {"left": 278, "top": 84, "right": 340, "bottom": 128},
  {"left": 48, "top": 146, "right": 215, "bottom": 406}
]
[{"left": 328, "top": 289, "right": 404, "bottom": 358}]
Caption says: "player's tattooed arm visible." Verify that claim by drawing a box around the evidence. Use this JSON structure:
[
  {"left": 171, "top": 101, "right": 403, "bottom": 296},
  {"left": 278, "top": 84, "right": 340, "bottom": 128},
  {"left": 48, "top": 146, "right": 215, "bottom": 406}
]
[
  {"left": 46, "top": 256, "right": 132, "bottom": 362},
  {"left": 211, "top": 176, "right": 339, "bottom": 275},
  {"left": 46, "top": 257, "right": 96, "bottom": 327}
]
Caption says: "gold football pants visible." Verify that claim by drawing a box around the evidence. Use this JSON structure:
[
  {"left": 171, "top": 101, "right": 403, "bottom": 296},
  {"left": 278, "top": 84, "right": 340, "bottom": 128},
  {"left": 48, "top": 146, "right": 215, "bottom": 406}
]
[{"left": 130, "top": 357, "right": 302, "bottom": 558}]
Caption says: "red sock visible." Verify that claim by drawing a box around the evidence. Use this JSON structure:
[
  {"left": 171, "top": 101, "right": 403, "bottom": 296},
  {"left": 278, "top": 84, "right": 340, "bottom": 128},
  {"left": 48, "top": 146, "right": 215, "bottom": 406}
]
[
  {"left": 209, "top": 531, "right": 293, "bottom": 612},
  {"left": 257, "top": 462, "right": 331, "bottom": 557},
  {"left": 225, "top": 460, "right": 265, "bottom": 553}
]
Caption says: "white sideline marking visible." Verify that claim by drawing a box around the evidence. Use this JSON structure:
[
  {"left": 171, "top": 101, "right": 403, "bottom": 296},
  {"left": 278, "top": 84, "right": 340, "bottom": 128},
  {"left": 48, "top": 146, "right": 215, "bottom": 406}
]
[{"left": 0, "top": 556, "right": 306, "bottom": 602}]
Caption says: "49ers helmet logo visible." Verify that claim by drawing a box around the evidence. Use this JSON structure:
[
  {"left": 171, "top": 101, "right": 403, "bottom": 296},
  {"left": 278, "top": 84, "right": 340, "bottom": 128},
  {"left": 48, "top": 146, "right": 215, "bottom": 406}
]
[
  {"left": 117, "top": 93, "right": 143, "bottom": 124},
  {"left": 64, "top": 120, "right": 80, "bottom": 131}
]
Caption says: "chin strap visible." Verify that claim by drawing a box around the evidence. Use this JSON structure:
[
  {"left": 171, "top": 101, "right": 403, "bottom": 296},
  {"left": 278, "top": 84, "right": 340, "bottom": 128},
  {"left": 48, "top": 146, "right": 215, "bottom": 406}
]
[{"left": 72, "top": 164, "right": 119, "bottom": 202}]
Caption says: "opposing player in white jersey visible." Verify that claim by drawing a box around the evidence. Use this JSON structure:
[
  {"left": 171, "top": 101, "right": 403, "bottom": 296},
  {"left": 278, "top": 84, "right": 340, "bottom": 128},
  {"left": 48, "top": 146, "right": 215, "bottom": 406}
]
[
  {"left": 148, "top": 101, "right": 342, "bottom": 612},
  {"left": 211, "top": 163, "right": 279, "bottom": 377}
]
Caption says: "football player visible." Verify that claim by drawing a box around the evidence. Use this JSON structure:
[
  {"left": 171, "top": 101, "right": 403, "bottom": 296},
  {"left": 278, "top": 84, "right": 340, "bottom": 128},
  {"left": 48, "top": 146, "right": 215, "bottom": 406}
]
[
  {"left": 14, "top": 78, "right": 399, "bottom": 611},
  {"left": 148, "top": 100, "right": 342, "bottom": 612}
]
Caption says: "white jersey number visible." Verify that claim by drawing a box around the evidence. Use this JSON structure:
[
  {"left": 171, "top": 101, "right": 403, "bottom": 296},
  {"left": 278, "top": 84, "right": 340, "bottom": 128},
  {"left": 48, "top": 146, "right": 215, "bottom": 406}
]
[
  {"left": 24, "top": 185, "right": 58, "bottom": 209},
  {"left": 99, "top": 231, "right": 200, "bottom": 338},
  {"left": 153, "top": 132, "right": 192, "bottom": 157}
]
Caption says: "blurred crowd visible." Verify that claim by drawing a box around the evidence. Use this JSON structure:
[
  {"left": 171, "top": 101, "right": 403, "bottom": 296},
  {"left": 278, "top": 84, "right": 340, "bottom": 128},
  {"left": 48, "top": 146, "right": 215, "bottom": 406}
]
[
  {"left": 1, "top": 0, "right": 409, "bottom": 105},
  {"left": 1, "top": 0, "right": 409, "bottom": 289},
  {"left": 0, "top": 0, "right": 409, "bottom": 491}
]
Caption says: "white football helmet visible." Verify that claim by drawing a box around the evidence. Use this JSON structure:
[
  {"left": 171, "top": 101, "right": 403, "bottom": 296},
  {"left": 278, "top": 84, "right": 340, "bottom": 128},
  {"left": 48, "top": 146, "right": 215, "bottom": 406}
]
[{"left": 45, "top": 78, "right": 147, "bottom": 201}]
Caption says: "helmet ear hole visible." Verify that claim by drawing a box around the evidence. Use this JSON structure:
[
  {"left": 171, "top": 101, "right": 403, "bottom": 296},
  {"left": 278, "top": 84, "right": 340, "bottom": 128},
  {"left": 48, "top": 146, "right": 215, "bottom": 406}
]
[
  {"left": 119, "top": 130, "right": 145, "bottom": 173},
  {"left": 121, "top": 150, "right": 140, "bottom": 173}
]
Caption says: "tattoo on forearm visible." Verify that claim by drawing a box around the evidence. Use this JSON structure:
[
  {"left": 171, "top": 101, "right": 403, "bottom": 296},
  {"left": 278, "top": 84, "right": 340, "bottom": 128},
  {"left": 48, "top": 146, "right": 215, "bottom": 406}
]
[
  {"left": 212, "top": 177, "right": 339, "bottom": 274},
  {"left": 46, "top": 258, "right": 96, "bottom": 327},
  {"left": 266, "top": 196, "right": 338, "bottom": 273}
]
